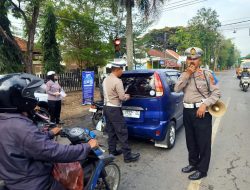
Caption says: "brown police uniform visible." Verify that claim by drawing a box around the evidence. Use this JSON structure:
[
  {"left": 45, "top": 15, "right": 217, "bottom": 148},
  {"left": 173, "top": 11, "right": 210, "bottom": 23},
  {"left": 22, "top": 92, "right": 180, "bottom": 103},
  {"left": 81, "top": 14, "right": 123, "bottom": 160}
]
[
  {"left": 174, "top": 49, "right": 221, "bottom": 174},
  {"left": 103, "top": 73, "right": 131, "bottom": 159}
]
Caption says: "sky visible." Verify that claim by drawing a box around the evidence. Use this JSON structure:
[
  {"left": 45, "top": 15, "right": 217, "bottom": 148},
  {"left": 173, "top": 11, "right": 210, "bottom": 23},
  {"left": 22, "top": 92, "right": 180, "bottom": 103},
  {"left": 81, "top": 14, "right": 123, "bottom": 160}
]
[{"left": 150, "top": 0, "right": 250, "bottom": 56}]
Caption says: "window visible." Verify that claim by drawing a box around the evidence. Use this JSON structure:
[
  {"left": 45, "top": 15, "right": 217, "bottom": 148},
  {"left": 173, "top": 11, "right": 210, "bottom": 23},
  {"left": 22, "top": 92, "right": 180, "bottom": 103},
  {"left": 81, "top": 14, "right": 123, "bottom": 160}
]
[
  {"left": 121, "top": 73, "right": 155, "bottom": 97},
  {"left": 165, "top": 72, "right": 179, "bottom": 92}
]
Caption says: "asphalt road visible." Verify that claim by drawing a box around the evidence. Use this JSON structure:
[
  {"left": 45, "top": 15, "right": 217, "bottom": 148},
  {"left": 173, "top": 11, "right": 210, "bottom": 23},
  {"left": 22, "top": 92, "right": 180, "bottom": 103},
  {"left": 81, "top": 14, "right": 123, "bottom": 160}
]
[{"left": 111, "top": 70, "right": 250, "bottom": 190}]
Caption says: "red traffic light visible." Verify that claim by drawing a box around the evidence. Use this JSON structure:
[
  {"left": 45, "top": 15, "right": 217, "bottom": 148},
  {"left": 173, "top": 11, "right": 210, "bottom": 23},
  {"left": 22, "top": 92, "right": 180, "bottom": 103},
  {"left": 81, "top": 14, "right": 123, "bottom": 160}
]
[{"left": 114, "top": 38, "right": 121, "bottom": 45}]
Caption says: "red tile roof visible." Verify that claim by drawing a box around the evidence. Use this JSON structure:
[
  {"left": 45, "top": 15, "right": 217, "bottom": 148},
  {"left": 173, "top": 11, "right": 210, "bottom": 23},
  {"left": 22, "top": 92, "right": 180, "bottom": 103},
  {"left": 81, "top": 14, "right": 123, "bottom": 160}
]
[
  {"left": 14, "top": 37, "right": 40, "bottom": 53},
  {"left": 15, "top": 37, "right": 27, "bottom": 52},
  {"left": 148, "top": 49, "right": 165, "bottom": 58},
  {"left": 166, "top": 49, "right": 179, "bottom": 59},
  {"left": 147, "top": 49, "right": 181, "bottom": 68}
]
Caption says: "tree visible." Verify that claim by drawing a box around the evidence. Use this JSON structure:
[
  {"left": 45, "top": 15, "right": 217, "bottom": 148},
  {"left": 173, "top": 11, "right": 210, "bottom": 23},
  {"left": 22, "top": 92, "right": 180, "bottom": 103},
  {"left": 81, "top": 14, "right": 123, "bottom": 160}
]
[
  {"left": 244, "top": 54, "right": 250, "bottom": 59},
  {"left": 112, "top": 0, "right": 164, "bottom": 70},
  {"left": 0, "top": 0, "right": 23, "bottom": 73},
  {"left": 41, "top": 4, "right": 63, "bottom": 74},
  {"left": 188, "top": 8, "right": 221, "bottom": 68},
  {"left": 8, "top": 0, "right": 44, "bottom": 73},
  {"left": 56, "top": 4, "right": 113, "bottom": 71}
]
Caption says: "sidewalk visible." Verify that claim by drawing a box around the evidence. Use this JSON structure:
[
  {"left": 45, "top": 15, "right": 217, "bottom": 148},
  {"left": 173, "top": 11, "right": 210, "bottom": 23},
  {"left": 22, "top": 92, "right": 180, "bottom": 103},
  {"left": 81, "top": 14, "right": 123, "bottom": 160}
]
[{"left": 60, "top": 88, "right": 101, "bottom": 129}]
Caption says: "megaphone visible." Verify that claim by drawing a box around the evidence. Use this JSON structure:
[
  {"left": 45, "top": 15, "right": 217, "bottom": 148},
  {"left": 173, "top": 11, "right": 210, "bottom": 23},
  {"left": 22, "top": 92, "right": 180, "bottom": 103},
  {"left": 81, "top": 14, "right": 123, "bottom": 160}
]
[{"left": 208, "top": 100, "right": 226, "bottom": 117}]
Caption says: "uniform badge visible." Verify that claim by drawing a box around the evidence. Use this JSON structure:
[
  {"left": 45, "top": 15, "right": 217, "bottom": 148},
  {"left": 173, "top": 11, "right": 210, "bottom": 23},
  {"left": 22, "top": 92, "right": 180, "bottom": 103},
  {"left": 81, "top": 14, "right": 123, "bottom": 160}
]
[{"left": 190, "top": 48, "right": 196, "bottom": 56}]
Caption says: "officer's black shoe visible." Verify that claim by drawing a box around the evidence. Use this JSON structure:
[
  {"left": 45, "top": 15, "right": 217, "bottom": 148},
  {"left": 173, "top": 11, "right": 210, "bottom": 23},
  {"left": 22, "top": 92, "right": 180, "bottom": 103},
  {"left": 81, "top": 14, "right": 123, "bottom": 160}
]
[
  {"left": 188, "top": 171, "right": 207, "bottom": 180},
  {"left": 181, "top": 165, "right": 196, "bottom": 173},
  {"left": 109, "top": 149, "right": 123, "bottom": 156},
  {"left": 124, "top": 153, "right": 140, "bottom": 163}
]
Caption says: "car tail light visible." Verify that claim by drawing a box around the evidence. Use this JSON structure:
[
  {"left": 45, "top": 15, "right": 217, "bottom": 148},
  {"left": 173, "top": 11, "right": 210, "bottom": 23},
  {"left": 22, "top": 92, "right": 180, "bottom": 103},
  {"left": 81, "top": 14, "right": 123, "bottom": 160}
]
[
  {"left": 155, "top": 130, "right": 161, "bottom": 136},
  {"left": 154, "top": 72, "right": 164, "bottom": 97}
]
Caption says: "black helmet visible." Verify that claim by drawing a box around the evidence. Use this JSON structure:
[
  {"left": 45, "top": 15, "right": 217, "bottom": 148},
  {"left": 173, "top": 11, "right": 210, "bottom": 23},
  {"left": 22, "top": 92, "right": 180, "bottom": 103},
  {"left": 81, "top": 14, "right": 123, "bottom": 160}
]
[{"left": 0, "top": 73, "right": 44, "bottom": 113}]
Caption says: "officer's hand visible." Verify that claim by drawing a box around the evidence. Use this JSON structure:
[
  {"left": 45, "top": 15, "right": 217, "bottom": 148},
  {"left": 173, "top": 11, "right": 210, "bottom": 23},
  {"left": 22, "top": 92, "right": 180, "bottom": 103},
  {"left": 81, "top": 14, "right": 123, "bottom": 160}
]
[
  {"left": 196, "top": 104, "right": 207, "bottom": 118},
  {"left": 54, "top": 92, "right": 60, "bottom": 96},
  {"left": 51, "top": 127, "right": 62, "bottom": 135},
  {"left": 88, "top": 139, "right": 98, "bottom": 149},
  {"left": 125, "top": 94, "right": 130, "bottom": 100},
  {"left": 186, "top": 64, "right": 196, "bottom": 76}
]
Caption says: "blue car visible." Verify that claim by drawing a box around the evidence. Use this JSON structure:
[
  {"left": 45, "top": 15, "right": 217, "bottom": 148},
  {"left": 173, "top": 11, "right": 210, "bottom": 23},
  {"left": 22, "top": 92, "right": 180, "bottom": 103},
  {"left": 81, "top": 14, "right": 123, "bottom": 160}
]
[{"left": 121, "top": 69, "right": 184, "bottom": 149}]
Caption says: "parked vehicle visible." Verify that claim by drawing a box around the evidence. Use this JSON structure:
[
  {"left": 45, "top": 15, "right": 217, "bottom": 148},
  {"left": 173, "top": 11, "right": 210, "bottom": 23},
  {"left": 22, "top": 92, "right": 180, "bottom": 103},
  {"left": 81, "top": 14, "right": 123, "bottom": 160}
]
[
  {"left": 121, "top": 69, "right": 184, "bottom": 149},
  {"left": 89, "top": 101, "right": 104, "bottom": 127}
]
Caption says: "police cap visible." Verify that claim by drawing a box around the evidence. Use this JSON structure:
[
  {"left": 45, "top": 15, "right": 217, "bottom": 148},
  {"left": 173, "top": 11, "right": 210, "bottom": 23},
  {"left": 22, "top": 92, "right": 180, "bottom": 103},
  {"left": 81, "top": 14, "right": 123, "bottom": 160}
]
[
  {"left": 111, "top": 62, "right": 126, "bottom": 68},
  {"left": 185, "top": 47, "right": 203, "bottom": 59}
]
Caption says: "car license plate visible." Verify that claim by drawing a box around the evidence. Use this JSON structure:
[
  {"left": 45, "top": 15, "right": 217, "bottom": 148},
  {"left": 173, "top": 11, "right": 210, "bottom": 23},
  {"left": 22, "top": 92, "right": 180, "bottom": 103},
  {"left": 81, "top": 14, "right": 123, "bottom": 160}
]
[
  {"left": 89, "top": 108, "right": 97, "bottom": 113},
  {"left": 122, "top": 110, "right": 140, "bottom": 118}
]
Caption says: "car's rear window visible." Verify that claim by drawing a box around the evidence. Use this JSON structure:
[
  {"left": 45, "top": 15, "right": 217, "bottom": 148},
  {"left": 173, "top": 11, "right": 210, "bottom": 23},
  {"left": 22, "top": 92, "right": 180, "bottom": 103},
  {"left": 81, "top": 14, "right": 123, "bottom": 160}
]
[{"left": 121, "top": 73, "right": 155, "bottom": 97}]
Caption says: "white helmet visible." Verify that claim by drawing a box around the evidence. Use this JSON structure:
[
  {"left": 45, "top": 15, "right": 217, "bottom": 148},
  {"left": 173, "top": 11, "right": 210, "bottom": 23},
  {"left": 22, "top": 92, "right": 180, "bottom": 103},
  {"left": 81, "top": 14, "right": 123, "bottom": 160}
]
[{"left": 47, "top": 71, "right": 55, "bottom": 76}]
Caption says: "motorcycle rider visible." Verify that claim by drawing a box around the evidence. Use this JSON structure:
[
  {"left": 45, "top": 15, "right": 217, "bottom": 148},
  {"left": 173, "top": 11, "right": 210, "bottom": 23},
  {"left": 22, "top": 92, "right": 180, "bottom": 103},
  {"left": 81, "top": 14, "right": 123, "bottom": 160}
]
[
  {"left": 0, "top": 73, "right": 98, "bottom": 190},
  {"left": 239, "top": 67, "right": 250, "bottom": 86}
]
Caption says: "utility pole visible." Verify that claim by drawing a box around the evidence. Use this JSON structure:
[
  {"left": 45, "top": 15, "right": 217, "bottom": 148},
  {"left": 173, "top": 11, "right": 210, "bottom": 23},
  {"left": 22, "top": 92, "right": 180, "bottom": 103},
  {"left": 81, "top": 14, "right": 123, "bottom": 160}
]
[{"left": 164, "top": 32, "right": 167, "bottom": 68}]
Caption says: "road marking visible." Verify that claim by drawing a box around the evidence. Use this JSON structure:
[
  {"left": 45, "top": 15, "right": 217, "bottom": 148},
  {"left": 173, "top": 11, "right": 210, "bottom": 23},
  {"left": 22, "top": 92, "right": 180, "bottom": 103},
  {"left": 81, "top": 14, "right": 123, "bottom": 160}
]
[{"left": 187, "top": 97, "right": 231, "bottom": 190}]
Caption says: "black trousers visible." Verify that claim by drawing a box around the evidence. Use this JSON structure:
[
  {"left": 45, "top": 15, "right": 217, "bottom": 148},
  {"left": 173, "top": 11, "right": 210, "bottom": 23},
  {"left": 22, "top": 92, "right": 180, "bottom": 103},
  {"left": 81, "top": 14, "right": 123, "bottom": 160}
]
[
  {"left": 48, "top": 100, "right": 61, "bottom": 124},
  {"left": 103, "top": 106, "right": 131, "bottom": 159},
  {"left": 183, "top": 108, "right": 212, "bottom": 173}
]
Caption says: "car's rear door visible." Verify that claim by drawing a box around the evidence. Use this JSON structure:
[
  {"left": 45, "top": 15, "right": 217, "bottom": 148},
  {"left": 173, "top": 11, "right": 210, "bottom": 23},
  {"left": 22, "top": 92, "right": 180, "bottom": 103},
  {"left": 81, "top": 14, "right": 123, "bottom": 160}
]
[{"left": 121, "top": 72, "right": 162, "bottom": 125}]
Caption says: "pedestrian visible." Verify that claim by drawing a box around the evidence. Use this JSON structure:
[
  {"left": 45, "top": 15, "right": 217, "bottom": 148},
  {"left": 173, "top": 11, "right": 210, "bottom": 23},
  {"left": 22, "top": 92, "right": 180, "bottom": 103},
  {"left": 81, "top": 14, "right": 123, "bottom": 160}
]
[
  {"left": 174, "top": 47, "right": 221, "bottom": 180},
  {"left": 45, "top": 71, "right": 64, "bottom": 124},
  {"left": 103, "top": 62, "right": 140, "bottom": 163},
  {"left": 0, "top": 73, "right": 98, "bottom": 190}
]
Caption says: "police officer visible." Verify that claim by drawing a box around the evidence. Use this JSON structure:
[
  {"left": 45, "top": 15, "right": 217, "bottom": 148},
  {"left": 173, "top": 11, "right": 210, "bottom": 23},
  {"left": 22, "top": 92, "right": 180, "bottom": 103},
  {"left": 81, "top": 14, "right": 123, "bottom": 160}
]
[
  {"left": 0, "top": 73, "right": 98, "bottom": 190},
  {"left": 174, "top": 47, "right": 221, "bottom": 180},
  {"left": 103, "top": 63, "right": 140, "bottom": 163}
]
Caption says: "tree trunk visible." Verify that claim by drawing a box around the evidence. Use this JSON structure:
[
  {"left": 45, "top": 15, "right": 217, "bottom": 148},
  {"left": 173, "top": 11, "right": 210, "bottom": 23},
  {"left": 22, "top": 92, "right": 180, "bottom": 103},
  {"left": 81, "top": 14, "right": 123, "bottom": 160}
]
[
  {"left": 125, "top": 2, "right": 133, "bottom": 70},
  {"left": 0, "top": 26, "right": 24, "bottom": 64},
  {"left": 26, "top": 4, "right": 40, "bottom": 74}
]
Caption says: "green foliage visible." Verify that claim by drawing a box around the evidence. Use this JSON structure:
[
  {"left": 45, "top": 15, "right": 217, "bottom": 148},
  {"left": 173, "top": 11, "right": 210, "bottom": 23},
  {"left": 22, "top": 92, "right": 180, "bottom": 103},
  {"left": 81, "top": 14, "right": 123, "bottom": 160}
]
[
  {"left": 55, "top": 1, "right": 115, "bottom": 71},
  {"left": 0, "top": 0, "right": 23, "bottom": 74},
  {"left": 244, "top": 54, "right": 250, "bottom": 59},
  {"left": 41, "top": 3, "right": 63, "bottom": 74}
]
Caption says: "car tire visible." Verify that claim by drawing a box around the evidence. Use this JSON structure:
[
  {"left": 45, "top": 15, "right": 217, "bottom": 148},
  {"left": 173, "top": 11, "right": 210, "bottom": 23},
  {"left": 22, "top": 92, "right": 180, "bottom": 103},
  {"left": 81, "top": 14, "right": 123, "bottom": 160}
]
[
  {"left": 165, "top": 121, "right": 176, "bottom": 149},
  {"left": 155, "top": 121, "right": 176, "bottom": 149}
]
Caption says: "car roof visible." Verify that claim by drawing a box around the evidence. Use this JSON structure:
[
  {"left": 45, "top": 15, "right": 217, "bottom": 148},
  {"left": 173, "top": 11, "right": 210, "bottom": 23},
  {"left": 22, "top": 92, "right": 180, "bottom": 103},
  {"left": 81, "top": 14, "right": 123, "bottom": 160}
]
[{"left": 123, "top": 69, "right": 180, "bottom": 75}]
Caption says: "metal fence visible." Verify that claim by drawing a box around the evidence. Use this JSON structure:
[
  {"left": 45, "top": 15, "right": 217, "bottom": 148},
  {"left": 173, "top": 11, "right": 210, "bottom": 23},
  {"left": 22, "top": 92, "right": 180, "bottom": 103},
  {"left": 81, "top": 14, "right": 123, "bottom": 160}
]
[{"left": 37, "top": 72, "right": 82, "bottom": 92}]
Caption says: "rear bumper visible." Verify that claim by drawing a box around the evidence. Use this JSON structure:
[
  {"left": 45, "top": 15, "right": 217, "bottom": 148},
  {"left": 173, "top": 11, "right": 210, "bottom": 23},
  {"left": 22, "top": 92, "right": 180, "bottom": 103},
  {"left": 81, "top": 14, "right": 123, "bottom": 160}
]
[{"left": 126, "top": 121, "right": 168, "bottom": 141}]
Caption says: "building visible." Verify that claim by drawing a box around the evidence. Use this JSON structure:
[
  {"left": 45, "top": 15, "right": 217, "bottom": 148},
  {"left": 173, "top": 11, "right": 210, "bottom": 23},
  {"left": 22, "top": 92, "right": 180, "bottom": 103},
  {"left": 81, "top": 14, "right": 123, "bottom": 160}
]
[
  {"left": 147, "top": 49, "right": 181, "bottom": 70},
  {"left": 15, "top": 37, "right": 43, "bottom": 74}
]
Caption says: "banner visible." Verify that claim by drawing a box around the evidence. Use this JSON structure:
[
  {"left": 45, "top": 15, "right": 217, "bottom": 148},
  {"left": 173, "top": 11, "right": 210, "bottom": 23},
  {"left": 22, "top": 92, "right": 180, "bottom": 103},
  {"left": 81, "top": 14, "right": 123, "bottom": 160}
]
[{"left": 82, "top": 71, "right": 94, "bottom": 105}]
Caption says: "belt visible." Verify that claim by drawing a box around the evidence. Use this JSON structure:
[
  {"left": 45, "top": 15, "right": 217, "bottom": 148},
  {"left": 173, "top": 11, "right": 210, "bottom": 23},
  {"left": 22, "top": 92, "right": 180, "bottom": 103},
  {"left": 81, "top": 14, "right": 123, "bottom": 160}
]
[
  {"left": 105, "top": 102, "right": 121, "bottom": 107},
  {"left": 183, "top": 102, "right": 202, "bottom": 109}
]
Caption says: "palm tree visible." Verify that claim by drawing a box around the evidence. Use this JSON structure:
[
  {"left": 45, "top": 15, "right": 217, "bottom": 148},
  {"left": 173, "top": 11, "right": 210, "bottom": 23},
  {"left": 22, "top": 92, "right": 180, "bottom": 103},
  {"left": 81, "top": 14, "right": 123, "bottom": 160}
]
[{"left": 112, "top": 0, "right": 164, "bottom": 70}]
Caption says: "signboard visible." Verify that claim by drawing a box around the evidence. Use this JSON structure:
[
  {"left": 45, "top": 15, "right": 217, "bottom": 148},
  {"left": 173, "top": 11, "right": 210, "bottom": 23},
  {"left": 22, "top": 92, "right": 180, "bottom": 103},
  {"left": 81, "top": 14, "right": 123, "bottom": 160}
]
[
  {"left": 82, "top": 71, "right": 94, "bottom": 105},
  {"left": 159, "top": 60, "right": 165, "bottom": 65}
]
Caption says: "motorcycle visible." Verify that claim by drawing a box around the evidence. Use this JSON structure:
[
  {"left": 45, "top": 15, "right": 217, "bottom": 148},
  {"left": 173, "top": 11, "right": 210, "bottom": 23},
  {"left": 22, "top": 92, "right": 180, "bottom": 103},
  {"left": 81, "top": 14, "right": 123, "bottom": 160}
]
[
  {"left": 89, "top": 101, "right": 104, "bottom": 127},
  {"left": 59, "top": 127, "right": 120, "bottom": 190},
  {"left": 240, "top": 76, "right": 250, "bottom": 92},
  {"left": 0, "top": 122, "right": 120, "bottom": 190}
]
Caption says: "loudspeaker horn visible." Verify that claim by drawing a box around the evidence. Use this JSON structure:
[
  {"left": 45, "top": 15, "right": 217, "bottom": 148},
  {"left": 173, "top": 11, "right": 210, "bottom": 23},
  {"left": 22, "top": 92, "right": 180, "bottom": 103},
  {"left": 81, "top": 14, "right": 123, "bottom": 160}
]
[{"left": 208, "top": 100, "right": 226, "bottom": 117}]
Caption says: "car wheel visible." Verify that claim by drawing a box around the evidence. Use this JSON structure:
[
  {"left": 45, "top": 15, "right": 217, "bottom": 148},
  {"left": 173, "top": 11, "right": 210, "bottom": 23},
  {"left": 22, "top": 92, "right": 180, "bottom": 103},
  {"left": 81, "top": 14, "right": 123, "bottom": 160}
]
[
  {"left": 154, "top": 121, "right": 176, "bottom": 149},
  {"left": 165, "top": 121, "right": 176, "bottom": 149}
]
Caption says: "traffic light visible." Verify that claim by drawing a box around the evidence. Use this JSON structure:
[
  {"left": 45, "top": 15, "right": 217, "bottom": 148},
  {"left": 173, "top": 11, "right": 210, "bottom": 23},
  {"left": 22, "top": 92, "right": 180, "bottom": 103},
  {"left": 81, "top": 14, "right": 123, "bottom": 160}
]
[{"left": 114, "top": 38, "right": 121, "bottom": 58}]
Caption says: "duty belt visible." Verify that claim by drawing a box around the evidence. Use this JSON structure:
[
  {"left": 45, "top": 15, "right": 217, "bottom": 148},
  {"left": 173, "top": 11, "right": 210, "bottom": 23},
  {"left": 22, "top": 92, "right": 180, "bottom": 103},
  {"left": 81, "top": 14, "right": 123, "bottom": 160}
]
[{"left": 183, "top": 102, "right": 202, "bottom": 109}]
